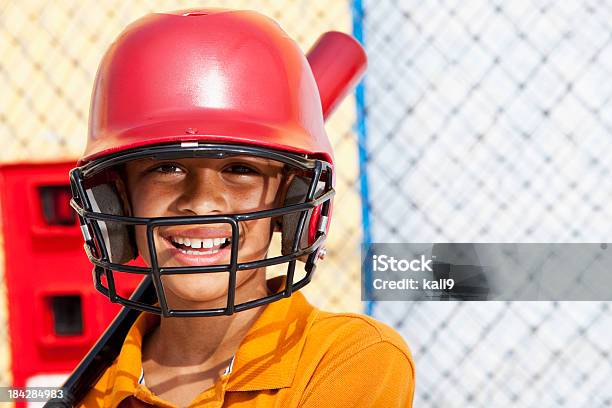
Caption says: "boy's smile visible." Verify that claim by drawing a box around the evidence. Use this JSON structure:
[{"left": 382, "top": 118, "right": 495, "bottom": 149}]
[{"left": 160, "top": 226, "right": 234, "bottom": 265}]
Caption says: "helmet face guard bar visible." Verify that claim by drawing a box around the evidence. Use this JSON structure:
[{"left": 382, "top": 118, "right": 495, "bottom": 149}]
[{"left": 70, "top": 143, "right": 334, "bottom": 317}]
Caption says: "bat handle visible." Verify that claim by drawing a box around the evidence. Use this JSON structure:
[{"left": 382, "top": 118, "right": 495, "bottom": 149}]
[{"left": 45, "top": 276, "right": 156, "bottom": 408}]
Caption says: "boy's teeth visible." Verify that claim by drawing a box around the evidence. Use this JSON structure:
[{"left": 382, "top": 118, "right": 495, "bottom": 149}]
[
  {"left": 179, "top": 248, "right": 221, "bottom": 255},
  {"left": 171, "top": 236, "right": 230, "bottom": 249}
]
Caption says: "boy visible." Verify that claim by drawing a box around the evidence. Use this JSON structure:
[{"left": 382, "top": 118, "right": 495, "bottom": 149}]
[{"left": 71, "top": 8, "right": 414, "bottom": 407}]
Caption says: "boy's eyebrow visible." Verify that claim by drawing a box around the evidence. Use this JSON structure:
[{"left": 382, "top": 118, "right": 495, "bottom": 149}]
[
  {"left": 232, "top": 156, "right": 275, "bottom": 164},
  {"left": 232, "top": 156, "right": 287, "bottom": 170}
]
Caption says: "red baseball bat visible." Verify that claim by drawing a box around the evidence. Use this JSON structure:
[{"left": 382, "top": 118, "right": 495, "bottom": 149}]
[{"left": 309, "top": 31, "right": 368, "bottom": 119}]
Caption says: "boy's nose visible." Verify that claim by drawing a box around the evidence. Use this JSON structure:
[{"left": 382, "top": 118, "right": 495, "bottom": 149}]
[{"left": 175, "top": 170, "right": 230, "bottom": 216}]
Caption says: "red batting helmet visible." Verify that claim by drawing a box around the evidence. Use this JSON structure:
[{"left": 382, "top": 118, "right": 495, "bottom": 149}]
[{"left": 82, "top": 8, "right": 333, "bottom": 164}]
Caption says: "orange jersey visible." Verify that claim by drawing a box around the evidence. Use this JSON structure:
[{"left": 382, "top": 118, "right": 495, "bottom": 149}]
[{"left": 79, "top": 276, "right": 415, "bottom": 407}]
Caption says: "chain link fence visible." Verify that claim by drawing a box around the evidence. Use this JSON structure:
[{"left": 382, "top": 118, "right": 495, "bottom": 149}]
[
  {"left": 361, "top": 0, "right": 612, "bottom": 406},
  {"left": 0, "top": 0, "right": 362, "bottom": 390}
]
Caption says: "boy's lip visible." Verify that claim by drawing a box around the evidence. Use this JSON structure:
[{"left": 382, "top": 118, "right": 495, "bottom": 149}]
[
  {"left": 159, "top": 236, "right": 232, "bottom": 266},
  {"left": 157, "top": 226, "right": 238, "bottom": 266},
  {"left": 161, "top": 227, "right": 233, "bottom": 240}
]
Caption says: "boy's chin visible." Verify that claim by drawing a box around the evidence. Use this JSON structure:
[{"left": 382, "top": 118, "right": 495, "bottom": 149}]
[
  {"left": 162, "top": 276, "right": 231, "bottom": 306},
  {"left": 166, "top": 292, "right": 231, "bottom": 310},
  {"left": 161, "top": 269, "right": 265, "bottom": 308}
]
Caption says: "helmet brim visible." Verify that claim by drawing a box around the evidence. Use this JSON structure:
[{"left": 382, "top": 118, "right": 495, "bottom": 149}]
[{"left": 81, "top": 117, "right": 333, "bottom": 165}]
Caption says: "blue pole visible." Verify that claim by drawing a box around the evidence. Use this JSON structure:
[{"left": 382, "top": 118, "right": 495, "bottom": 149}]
[{"left": 351, "top": 0, "right": 375, "bottom": 316}]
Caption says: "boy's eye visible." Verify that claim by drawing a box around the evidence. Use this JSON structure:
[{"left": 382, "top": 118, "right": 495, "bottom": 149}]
[
  {"left": 150, "top": 163, "right": 184, "bottom": 174},
  {"left": 225, "top": 164, "right": 259, "bottom": 175}
]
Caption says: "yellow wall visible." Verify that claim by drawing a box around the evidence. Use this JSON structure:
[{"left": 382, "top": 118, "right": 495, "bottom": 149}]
[{"left": 0, "top": 0, "right": 363, "bottom": 390}]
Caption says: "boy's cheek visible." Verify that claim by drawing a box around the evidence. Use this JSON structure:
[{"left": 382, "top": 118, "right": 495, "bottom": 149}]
[{"left": 133, "top": 225, "right": 151, "bottom": 262}]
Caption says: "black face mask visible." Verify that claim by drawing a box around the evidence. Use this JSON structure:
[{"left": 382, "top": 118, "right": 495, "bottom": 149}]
[{"left": 70, "top": 143, "right": 334, "bottom": 317}]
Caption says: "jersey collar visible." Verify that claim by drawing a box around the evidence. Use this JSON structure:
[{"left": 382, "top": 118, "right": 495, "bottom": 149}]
[
  {"left": 106, "top": 274, "right": 319, "bottom": 407},
  {"left": 226, "top": 275, "right": 320, "bottom": 391}
]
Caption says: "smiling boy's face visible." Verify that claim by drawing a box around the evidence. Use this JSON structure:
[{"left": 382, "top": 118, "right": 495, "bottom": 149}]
[{"left": 123, "top": 155, "right": 288, "bottom": 308}]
